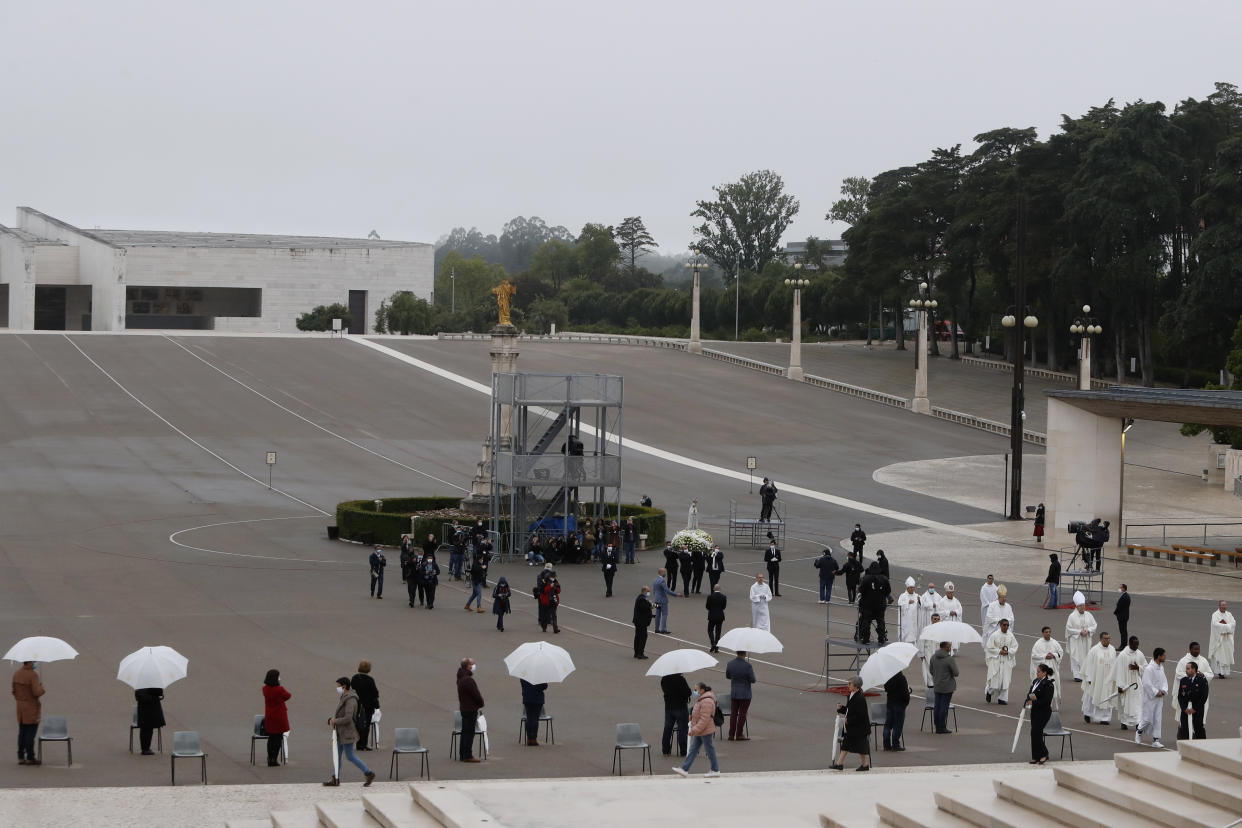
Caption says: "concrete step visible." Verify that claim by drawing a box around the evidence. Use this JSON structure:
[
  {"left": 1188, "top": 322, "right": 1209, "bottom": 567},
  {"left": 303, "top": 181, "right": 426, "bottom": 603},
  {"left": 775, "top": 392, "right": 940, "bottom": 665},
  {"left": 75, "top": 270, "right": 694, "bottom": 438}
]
[
  {"left": 225, "top": 821, "right": 274, "bottom": 828},
  {"left": 1176, "top": 736, "right": 1242, "bottom": 778},
  {"left": 874, "top": 801, "right": 973, "bottom": 828},
  {"left": 316, "top": 801, "right": 382, "bottom": 828},
  {"left": 993, "top": 776, "right": 1167, "bottom": 828},
  {"left": 409, "top": 784, "right": 496, "bottom": 826},
  {"left": 362, "top": 792, "right": 443, "bottom": 828},
  {"left": 1052, "top": 763, "right": 1239, "bottom": 828},
  {"left": 270, "top": 810, "right": 322, "bottom": 828},
  {"left": 1114, "top": 750, "right": 1242, "bottom": 813},
  {"left": 934, "top": 786, "right": 1064, "bottom": 828},
  {"left": 820, "top": 813, "right": 887, "bottom": 828}
]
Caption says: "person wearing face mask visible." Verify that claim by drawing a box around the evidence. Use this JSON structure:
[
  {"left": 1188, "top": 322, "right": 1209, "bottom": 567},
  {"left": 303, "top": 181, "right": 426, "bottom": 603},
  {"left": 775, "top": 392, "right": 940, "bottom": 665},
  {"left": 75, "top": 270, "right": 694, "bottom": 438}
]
[
  {"left": 456, "top": 658, "right": 485, "bottom": 762},
  {"left": 671, "top": 682, "right": 719, "bottom": 777},
  {"left": 633, "top": 586, "right": 653, "bottom": 659},
  {"left": 324, "top": 677, "right": 375, "bottom": 786}
]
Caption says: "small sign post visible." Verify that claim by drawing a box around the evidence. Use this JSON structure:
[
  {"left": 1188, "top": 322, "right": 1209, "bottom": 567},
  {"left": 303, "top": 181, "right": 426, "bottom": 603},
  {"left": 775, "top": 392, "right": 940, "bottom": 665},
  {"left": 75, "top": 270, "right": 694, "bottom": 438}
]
[
  {"left": 266, "top": 451, "right": 277, "bottom": 490},
  {"left": 746, "top": 456, "right": 758, "bottom": 493}
]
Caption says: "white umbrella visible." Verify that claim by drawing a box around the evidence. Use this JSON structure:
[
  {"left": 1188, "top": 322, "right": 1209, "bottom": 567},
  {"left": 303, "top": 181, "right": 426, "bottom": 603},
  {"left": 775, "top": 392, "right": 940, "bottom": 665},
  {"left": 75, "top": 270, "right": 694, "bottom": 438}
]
[
  {"left": 716, "top": 627, "right": 783, "bottom": 654},
  {"left": 503, "top": 642, "right": 575, "bottom": 684},
  {"left": 858, "top": 642, "right": 918, "bottom": 690},
  {"left": 918, "top": 621, "right": 983, "bottom": 646},
  {"left": 117, "top": 646, "right": 189, "bottom": 689},
  {"left": 645, "top": 648, "right": 718, "bottom": 677},
  {"left": 4, "top": 636, "right": 78, "bottom": 663}
]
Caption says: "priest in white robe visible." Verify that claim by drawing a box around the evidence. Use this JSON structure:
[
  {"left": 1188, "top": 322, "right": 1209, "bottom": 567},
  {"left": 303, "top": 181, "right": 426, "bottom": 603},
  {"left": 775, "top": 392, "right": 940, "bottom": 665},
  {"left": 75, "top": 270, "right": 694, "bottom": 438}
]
[
  {"left": 1208, "top": 601, "right": 1235, "bottom": 678},
  {"left": 983, "top": 585, "right": 1014, "bottom": 644},
  {"left": 937, "top": 582, "right": 964, "bottom": 623},
  {"left": 979, "top": 575, "right": 998, "bottom": 628},
  {"left": 749, "top": 573, "right": 773, "bottom": 631},
  {"left": 1065, "top": 595, "right": 1097, "bottom": 681},
  {"left": 1111, "top": 636, "right": 1147, "bottom": 729},
  {"left": 985, "top": 618, "right": 1018, "bottom": 703},
  {"left": 1137, "top": 648, "right": 1167, "bottom": 748},
  {"left": 1030, "top": 626, "right": 1064, "bottom": 707},
  {"left": 1081, "top": 632, "right": 1117, "bottom": 723},
  {"left": 896, "top": 577, "right": 921, "bottom": 643},
  {"left": 918, "top": 584, "right": 939, "bottom": 634},
  {"left": 919, "top": 612, "right": 941, "bottom": 687}
]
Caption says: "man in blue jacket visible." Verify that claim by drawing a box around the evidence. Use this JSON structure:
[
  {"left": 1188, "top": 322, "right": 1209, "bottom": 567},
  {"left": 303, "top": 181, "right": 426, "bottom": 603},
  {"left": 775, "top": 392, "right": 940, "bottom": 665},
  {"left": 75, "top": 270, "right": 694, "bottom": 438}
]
[
  {"left": 652, "top": 568, "right": 677, "bottom": 634},
  {"left": 814, "top": 548, "right": 838, "bottom": 604},
  {"left": 725, "top": 651, "right": 755, "bottom": 741}
]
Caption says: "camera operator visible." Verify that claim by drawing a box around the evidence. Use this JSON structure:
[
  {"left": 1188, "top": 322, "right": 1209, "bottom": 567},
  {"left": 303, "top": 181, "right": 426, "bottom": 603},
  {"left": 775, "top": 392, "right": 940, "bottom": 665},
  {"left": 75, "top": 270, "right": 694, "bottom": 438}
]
[{"left": 1074, "top": 518, "right": 1109, "bottom": 572}]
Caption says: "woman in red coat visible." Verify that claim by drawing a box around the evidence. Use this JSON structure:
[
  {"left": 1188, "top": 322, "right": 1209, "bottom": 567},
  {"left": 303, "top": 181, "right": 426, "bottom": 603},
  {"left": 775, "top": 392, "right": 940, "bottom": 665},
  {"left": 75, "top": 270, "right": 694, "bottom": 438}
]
[{"left": 262, "top": 669, "right": 291, "bottom": 767}]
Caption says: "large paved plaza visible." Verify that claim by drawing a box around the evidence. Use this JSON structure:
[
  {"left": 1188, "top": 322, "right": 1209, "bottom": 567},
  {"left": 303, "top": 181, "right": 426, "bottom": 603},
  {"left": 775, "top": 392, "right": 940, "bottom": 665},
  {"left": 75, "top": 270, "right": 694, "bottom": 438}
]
[{"left": 1, "top": 332, "right": 1240, "bottom": 802}]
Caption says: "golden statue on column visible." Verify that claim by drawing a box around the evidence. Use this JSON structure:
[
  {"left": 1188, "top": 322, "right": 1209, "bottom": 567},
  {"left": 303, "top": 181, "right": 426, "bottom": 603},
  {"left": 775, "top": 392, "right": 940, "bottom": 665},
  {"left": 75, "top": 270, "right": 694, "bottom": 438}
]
[{"left": 492, "top": 279, "right": 517, "bottom": 326}]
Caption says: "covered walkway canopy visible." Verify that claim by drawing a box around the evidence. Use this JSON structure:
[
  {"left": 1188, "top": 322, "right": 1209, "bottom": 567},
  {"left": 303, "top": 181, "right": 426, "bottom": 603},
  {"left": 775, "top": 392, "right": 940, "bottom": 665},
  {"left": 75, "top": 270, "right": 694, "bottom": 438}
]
[{"left": 1043, "top": 387, "right": 1242, "bottom": 544}]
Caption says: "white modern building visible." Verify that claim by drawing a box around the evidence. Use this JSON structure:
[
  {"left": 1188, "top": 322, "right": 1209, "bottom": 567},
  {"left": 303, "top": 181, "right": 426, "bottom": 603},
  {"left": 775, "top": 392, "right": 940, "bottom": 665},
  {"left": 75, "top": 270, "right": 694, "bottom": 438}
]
[{"left": 0, "top": 207, "right": 433, "bottom": 333}]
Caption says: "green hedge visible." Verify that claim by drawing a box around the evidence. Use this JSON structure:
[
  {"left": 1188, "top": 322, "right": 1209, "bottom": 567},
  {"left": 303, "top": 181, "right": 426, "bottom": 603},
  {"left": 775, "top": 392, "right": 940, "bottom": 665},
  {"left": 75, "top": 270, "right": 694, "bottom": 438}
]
[{"left": 335, "top": 496, "right": 665, "bottom": 548}]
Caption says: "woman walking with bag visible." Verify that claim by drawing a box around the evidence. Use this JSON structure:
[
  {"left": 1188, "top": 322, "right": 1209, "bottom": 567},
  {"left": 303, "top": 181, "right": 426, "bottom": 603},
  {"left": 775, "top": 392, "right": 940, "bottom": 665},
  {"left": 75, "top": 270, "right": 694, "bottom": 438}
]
[
  {"left": 671, "top": 681, "right": 720, "bottom": 777},
  {"left": 324, "top": 677, "right": 375, "bottom": 787},
  {"left": 262, "top": 669, "right": 291, "bottom": 767},
  {"left": 830, "top": 676, "right": 871, "bottom": 771}
]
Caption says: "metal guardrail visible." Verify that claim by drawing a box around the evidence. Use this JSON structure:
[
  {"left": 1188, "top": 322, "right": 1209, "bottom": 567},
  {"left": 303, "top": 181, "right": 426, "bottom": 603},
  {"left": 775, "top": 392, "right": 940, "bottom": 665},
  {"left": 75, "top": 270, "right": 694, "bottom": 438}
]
[
  {"left": 959, "top": 355, "right": 1112, "bottom": 389},
  {"left": 436, "top": 331, "right": 686, "bottom": 349},
  {"left": 931, "top": 405, "right": 1048, "bottom": 445},
  {"left": 495, "top": 454, "right": 622, "bottom": 487},
  {"left": 1123, "top": 521, "right": 1242, "bottom": 548}
]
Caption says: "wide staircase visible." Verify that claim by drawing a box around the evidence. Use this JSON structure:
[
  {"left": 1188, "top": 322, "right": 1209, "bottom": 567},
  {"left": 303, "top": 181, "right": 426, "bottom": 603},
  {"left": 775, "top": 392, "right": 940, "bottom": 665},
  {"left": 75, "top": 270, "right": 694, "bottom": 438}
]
[{"left": 824, "top": 728, "right": 1242, "bottom": 828}]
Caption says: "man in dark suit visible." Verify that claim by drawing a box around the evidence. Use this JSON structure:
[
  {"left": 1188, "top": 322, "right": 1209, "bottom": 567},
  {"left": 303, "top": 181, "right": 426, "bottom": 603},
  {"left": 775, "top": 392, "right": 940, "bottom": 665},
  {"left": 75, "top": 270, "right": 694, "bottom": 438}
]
[
  {"left": 764, "top": 541, "right": 782, "bottom": 597},
  {"left": 706, "top": 585, "right": 727, "bottom": 653},
  {"left": 632, "top": 587, "right": 652, "bottom": 659},
  {"left": 663, "top": 543, "right": 680, "bottom": 596},
  {"left": 1114, "top": 584, "right": 1131, "bottom": 646},
  {"left": 758, "top": 478, "right": 778, "bottom": 521},
  {"left": 1178, "top": 660, "right": 1209, "bottom": 740},
  {"left": 706, "top": 545, "right": 725, "bottom": 590},
  {"left": 677, "top": 545, "right": 693, "bottom": 596},
  {"left": 660, "top": 672, "right": 691, "bottom": 756}
]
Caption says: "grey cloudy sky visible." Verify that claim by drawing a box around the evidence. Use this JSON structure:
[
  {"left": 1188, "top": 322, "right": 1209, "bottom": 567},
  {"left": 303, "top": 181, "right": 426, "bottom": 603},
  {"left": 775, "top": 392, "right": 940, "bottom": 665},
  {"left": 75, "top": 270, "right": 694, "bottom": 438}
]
[{"left": 3, "top": 1, "right": 1239, "bottom": 255}]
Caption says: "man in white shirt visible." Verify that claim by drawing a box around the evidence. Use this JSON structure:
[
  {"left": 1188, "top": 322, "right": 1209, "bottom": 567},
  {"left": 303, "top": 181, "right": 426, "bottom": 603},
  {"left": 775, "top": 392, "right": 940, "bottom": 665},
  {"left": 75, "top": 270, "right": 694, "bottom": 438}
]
[
  {"left": 985, "top": 618, "right": 1018, "bottom": 704},
  {"left": 896, "top": 577, "right": 921, "bottom": 644},
  {"left": 919, "top": 612, "right": 941, "bottom": 687},
  {"left": 1137, "top": 647, "right": 1167, "bottom": 748},
  {"left": 1208, "top": 601, "right": 1235, "bottom": 678},
  {"left": 937, "top": 582, "right": 964, "bottom": 623},
  {"left": 1030, "top": 626, "right": 1064, "bottom": 707},
  {"left": 979, "top": 575, "right": 998, "bottom": 629},
  {"left": 1112, "top": 635, "right": 1147, "bottom": 730},
  {"left": 1082, "top": 631, "right": 1118, "bottom": 724},
  {"left": 749, "top": 573, "right": 773, "bottom": 631},
  {"left": 918, "top": 583, "right": 939, "bottom": 634},
  {"left": 983, "top": 586, "right": 1014, "bottom": 644},
  {"left": 1065, "top": 595, "right": 1097, "bottom": 681}
]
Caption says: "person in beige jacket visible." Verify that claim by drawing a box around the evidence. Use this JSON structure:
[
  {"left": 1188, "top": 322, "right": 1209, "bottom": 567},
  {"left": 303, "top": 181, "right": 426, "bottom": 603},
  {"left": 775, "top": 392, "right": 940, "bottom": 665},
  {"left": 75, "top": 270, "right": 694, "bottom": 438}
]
[
  {"left": 323, "top": 676, "right": 375, "bottom": 787},
  {"left": 672, "top": 682, "right": 720, "bottom": 777},
  {"left": 12, "top": 662, "right": 44, "bottom": 766}
]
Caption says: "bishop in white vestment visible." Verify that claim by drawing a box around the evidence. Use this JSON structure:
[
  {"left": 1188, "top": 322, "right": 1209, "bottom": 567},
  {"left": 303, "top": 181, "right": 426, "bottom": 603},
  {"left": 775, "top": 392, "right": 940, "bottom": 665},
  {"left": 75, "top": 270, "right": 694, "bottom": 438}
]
[
  {"left": 1081, "top": 632, "right": 1117, "bottom": 723},
  {"left": 1030, "top": 627, "right": 1064, "bottom": 706},
  {"left": 896, "top": 578, "right": 921, "bottom": 644},
  {"left": 1065, "top": 599, "right": 1097, "bottom": 680},
  {"left": 1112, "top": 638, "right": 1147, "bottom": 728},
  {"left": 1208, "top": 601, "right": 1235, "bottom": 678},
  {"left": 985, "top": 619, "right": 1019, "bottom": 703}
]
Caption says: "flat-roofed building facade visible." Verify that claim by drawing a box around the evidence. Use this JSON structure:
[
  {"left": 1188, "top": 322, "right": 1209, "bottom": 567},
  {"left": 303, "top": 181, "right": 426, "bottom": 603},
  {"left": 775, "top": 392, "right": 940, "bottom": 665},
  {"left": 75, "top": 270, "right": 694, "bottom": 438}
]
[{"left": 0, "top": 207, "right": 432, "bottom": 333}]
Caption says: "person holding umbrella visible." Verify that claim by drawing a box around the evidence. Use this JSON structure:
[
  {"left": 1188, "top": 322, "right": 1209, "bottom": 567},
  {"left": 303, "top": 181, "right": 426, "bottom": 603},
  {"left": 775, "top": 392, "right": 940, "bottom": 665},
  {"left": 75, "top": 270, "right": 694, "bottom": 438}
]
[
  {"left": 134, "top": 686, "right": 165, "bottom": 755},
  {"left": 324, "top": 676, "right": 375, "bottom": 785},
  {"left": 262, "top": 669, "right": 291, "bottom": 767},
  {"left": 520, "top": 679, "right": 547, "bottom": 746},
  {"left": 1025, "top": 663, "right": 1055, "bottom": 764},
  {"left": 11, "top": 660, "right": 44, "bottom": 766},
  {"left": 830, "top": 676, "right": 871, "bottom": 771}
]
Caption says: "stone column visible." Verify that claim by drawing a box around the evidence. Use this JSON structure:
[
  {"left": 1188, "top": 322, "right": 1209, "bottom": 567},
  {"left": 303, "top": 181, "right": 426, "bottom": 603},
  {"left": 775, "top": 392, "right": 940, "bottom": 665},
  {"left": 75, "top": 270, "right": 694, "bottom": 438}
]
[
  {"left": 687, "top": 269, "right": 702, "bottom": 353},
  {"left": 911, "top": 309, "right": 931, "bottom": 414},
  {"left": 1044, "top": 398, "right": 1122, "bottom": 538},
  {"left": 460, "top": 323, "right": 519, "bottom": 513},
  {"left": 787, "top": 288, "right": 804, "bottom": 381},
  {"left": 1078, "top": 335, "right": 1092, "bottom": 391}
]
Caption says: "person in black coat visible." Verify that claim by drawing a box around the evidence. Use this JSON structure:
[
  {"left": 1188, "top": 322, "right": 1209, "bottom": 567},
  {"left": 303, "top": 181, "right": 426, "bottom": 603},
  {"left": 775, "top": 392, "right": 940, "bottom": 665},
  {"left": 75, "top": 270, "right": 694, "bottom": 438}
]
[
  {"left": 1114, "top": 584, "right": 1131, "bottom": 647},
  {"left": 663, "top": 543, "right": 680, "bottom": 596},
  {"left": 601, "top": 545, "right": 619, "bottom": 597},
  {"left": 758, "top": 478, "right": 778, "bottom": 521},
  {"left": 705, "top": 585, "right": 728, "bottom": 653},
  {"left": 840, "top": 552, "right": 864, "bottom": 604},
  {"left": 351, "top": 660, "right": 380, "bottom": 750},
  {"left": 814, "top": 549, "right": 838, "bottom": 603},
  {"left": 1178, "top": 661, "right": 1209, "bottom": 740},
  {"left": 764, "top": 542, "right": 782, "bottom": 597},
  {"left": 1043, "top": 553, "right": 1061, "bottom": 609},
  {"left": 690, "top": 546, "right": 706, "bottom": 594},
  {"left": 1026, "top": 664, "right": 1055, "bottom": 763},
  {"left": 830, "top": 676, "right": 871, "bottom": 770},
  {"left": 677, "top": 546, "right": 693, "bottom": 596},
  {"left": 706, "top": 545, "right": 725, "bottom": 589},
  {"left": 520, "top": 678, "right": 548, "bottom": 746},
  {"left": 850, "top": 524, "right": 867, "bottom": 558},
  {"left": 660, "top": 672, "right": 692, "bottom": 756},
  {"left": 420, "top": 553, "right": 440, "bottom": 609},
  {"left": 857, "top": 563, "right": 891, "bottom": 644},
  {"left": 632, "top": 587, "right": 653, "bottom": 659},
  {"left": 874, "top": 549, "right": 890, "bottom": 578},
  {"left": 134, "top": 687, "right": 165, "bottom": 755},
  {"left": 882, "top": 670, "right": 910, "bottom": 751}
]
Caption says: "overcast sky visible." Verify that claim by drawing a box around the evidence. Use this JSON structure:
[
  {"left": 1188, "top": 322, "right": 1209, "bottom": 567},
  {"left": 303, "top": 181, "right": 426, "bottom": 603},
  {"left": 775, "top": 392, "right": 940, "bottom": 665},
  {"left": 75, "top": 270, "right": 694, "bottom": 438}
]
[{"left": 3, "top": 1, "right": 1239, "bottom": 256}]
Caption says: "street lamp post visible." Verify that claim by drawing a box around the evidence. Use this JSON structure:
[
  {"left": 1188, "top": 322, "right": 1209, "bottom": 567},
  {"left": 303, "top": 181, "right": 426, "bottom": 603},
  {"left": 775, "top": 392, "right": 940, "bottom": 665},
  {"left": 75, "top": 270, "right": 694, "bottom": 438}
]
[
  {"left": 1069, "top": 305, "right": 1103, "bottom": 391},
  {"left": 785, "top": 263, "right": 809, "bottom": 381},
  {"left": 450, "top": 267, "right": 456, "bottom": 315},
  {"left": 686, "top": 252, "right": 704, "bottom": 354},
  {"left": 1002, "top": 193, "right": 1036, "bottom": 521},
  {"left": 908, "top": 280, "right": 937, "bottom": 414}
]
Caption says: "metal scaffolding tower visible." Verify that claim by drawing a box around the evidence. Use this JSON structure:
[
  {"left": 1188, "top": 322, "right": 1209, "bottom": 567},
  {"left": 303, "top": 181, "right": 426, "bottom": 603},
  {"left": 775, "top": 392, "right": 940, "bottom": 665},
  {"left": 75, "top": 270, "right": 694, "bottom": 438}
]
[{"left": 489, "top": 373, "right": 623, "bottom": 557}]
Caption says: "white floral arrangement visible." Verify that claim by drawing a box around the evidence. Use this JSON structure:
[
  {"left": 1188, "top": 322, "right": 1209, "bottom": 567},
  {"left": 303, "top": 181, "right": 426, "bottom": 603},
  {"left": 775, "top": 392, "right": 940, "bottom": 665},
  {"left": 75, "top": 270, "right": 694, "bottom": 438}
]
[{"left": 670, "top": 528, "right": 714, "bottom": 555}]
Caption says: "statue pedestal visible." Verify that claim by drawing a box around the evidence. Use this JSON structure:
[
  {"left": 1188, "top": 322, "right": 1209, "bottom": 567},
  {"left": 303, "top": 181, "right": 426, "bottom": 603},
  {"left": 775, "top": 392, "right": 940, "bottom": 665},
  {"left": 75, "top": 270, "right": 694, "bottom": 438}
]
[{"left": 460, "top": 324, "right": 520, "bottom": 513}]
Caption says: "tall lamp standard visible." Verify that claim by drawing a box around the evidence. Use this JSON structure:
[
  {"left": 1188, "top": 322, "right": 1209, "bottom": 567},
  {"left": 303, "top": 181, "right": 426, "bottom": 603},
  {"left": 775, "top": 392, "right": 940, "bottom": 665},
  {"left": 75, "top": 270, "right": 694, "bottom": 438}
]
[
  {"left": 686, "top": 251, "right": 705, "bottom": 354},
  {"left": 908, "top": 280, "right": 937, "bottom": 414},
  {"left": 784, "top": 263, "right": 809, "bottom": 381},
  {"left": 1069, "top": 305, "right": 1102, "bottom": 391},
  {"left": 1001, "top": 307, "right": 1038, "bottom": 518}
]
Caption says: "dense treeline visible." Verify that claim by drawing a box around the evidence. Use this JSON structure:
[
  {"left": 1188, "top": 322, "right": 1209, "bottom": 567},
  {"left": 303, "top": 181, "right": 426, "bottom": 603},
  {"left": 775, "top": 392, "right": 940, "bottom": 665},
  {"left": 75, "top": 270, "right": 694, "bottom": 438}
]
[{"left": 839, "top": 82, "right": 1242, "bottom": 387}]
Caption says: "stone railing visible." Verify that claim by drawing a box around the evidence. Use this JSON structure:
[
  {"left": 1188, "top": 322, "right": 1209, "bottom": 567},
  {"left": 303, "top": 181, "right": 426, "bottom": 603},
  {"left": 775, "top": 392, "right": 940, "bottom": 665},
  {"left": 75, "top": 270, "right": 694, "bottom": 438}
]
[
  {"left": 436, "top": 331, "right": 686, "bottom": 349},
  {"left": 960, "top": 355, "right": 1112, "bottom": 389},
  {"left": 700, "top": 347, "right": 786, "bottom": 376},
  {"left": 931, "top": 405, "right": 1047, "bottom": 445},
  {"left": 803, "top": 373, "right": 908, "bottom": 408}
]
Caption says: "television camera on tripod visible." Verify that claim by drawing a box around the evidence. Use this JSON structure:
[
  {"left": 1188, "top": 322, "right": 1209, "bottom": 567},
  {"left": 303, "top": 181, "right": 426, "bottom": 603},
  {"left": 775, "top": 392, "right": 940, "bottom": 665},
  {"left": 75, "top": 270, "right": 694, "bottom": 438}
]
[{"left": 1068, "top": 518, "right": 1110, "bottom": 572}]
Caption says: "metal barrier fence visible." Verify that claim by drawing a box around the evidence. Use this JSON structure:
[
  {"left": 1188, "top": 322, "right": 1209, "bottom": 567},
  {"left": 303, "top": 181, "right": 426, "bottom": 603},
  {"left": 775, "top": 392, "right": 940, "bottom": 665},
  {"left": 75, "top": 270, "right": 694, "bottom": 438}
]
[
  {"left": 1122, "top": 521, "right": 1242, "bottom": 549},
  {"left": 931, "top": 405, "right": 1047, "bottom": 446}
]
